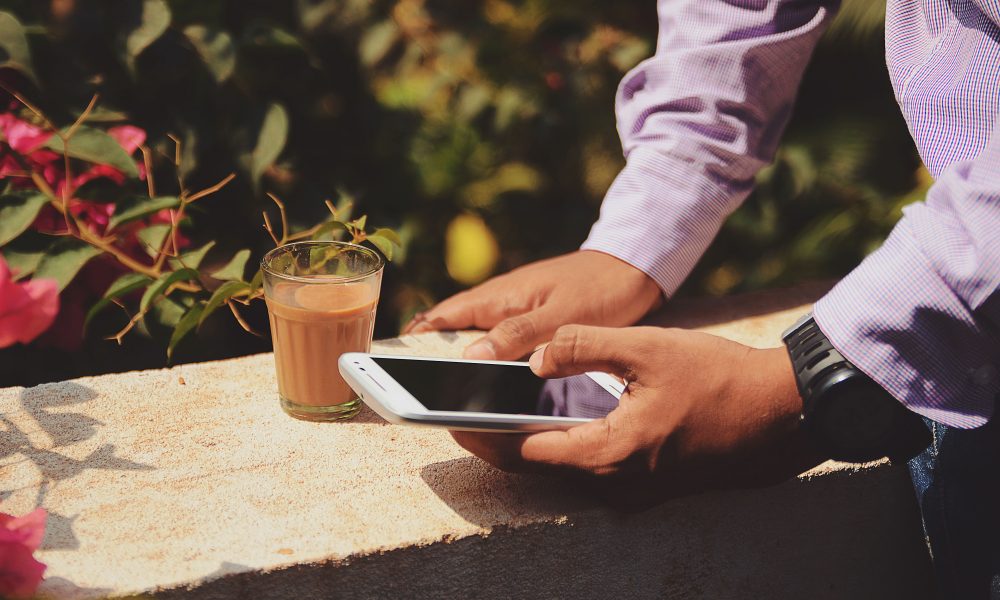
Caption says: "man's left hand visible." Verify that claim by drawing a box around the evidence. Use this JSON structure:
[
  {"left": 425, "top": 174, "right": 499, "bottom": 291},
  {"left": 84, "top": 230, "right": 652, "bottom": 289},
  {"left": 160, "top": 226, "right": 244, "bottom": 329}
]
[{"left": 451, "top": 325, "right": 826, "bottom": 510}]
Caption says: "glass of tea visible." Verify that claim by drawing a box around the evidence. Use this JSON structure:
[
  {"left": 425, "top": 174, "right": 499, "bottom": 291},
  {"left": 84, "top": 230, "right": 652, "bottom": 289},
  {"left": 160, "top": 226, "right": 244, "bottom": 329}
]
[{"left": 261, "top": 241, "right": 383, "bottom": 421}]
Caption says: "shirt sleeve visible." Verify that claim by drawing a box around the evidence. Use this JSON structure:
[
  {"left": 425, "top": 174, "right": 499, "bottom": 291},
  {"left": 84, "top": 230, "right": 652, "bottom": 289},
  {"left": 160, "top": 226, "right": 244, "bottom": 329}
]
[
  {"left": 813, "top": 112, "right": 1000, "bottom": 429},
  {"left": 581, "top": 0, "right": 839, "bottom": 296}
]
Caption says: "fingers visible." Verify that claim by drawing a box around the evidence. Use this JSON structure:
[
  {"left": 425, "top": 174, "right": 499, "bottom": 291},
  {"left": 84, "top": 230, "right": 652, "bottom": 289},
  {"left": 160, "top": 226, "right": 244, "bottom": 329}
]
[
  {"left": 449, "top": 430, "right": 534, "bottom": 472},
  {"left": 451, "top": 412, "right": 626, "bottom": 475},
  {"left": 463, "top": 307, "right": 561, "bottom": 360},
  {"left": 529, "top": 325, "right": 640, "bottom": 380},
  {"left": 402, "top": 290, "right": 483, "bottom": 335},
  {"left": 518, "top": 418, "right": 621, "bottom": 473}
]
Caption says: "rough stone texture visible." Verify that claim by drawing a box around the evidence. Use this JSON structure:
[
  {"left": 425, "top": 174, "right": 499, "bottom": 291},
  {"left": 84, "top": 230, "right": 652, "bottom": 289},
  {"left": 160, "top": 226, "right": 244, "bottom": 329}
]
[{"left": 0, "top": 283, "right": 933, "bottom": 599}]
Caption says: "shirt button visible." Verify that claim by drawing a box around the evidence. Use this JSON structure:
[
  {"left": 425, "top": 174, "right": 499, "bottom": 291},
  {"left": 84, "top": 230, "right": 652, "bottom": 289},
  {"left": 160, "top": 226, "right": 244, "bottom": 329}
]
[{"left": 972, "top": 365, "right": 998, "bottom": 387}]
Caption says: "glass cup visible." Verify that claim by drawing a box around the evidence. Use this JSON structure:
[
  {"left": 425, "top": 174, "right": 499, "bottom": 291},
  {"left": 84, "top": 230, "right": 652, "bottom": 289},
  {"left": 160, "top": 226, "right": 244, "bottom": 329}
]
[{"left": 261, "top": 241, "right": 384, "bottom": 421}]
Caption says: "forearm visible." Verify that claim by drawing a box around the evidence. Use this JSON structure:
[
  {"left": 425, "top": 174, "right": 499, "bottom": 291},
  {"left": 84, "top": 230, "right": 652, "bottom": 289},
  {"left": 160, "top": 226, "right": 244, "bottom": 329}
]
[
  {"left": 585, "top": 0, "right": 839, "bottom": 295},
  {"left": 814, "top": 116, "right": 1000, "bottom": 428}
]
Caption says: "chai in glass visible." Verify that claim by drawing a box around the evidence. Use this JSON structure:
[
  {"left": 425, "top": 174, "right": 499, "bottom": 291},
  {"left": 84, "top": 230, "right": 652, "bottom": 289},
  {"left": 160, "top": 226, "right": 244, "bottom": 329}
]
[{"left": 261, "top": 242, "right": 383, "bottom": 421}]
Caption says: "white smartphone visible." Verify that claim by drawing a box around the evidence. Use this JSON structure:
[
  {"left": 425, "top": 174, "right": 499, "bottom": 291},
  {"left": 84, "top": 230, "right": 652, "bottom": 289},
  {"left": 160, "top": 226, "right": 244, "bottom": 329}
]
[{"left": 338, "top": 353, "right": 625, "bottom": 432}]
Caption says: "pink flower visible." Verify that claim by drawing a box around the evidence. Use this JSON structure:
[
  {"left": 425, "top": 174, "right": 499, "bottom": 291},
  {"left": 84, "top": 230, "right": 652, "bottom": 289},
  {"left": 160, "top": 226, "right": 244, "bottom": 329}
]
[
  {"left": 0, "top": 113, "right": 52, "bottom": 153},
  {"left": 0, "top": 255, "right": 60, "bottom": 348},
  {"left": 107, "top": 125, "right": 146, "bottom": 154},
  {"left": 0, "top": 508, "right": 47, "bottom": 599}
]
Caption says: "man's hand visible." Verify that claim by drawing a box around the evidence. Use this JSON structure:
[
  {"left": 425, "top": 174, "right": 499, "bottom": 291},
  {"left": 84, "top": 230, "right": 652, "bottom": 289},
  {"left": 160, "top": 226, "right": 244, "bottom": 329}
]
[
  {"left": 402, "top": 251, "right": 662, "bottom": 360},
  {"left": 451, "top": 325, "right": 825, "bottom": 510}
]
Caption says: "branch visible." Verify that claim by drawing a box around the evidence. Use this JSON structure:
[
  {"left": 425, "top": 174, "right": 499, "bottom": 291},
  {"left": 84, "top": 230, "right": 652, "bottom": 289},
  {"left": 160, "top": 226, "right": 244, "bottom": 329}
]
[
  {"left": 284, "top": 223, "right": 323, "bottom": 242},
  {"left": 1, "top": 85, "right": 58, "bottom": 134},
  {"left": 261, "top": 210, "right": 280, "bottom": 245},
  {"left": 266, "top": 192, "right": 289, "bottom": 244},
  {"left": 64, "top": 93, "right": 99, "bottom": 140},
  {"left": 167, "top": 133, "right": 182, "bottom": 167},
  {"left": 185, "top": 173, "right": 235, "bottom": 204},
  {"left": 152, "top": 208, "right": 181, "bottom": 270},
  {"left": 106, "top": 305, "right": 149, "bottom": 345},
  {"left": 60, "top": 147, "right": 75, "bottom": 232},
  {"left": 76, "top": 227, "right": 159, "bottom": 278},
  {"left": 324, "top": 199, "right": 338, "bottom": 218},
  {"left": 139, "top": 145, "right": 156, "bottom": 198},
  {"left": 227, "top": 300, "right": 261, "bottom": 336},
  {"left": 153, "top": 172, "right": 234, "bottom": 269}
]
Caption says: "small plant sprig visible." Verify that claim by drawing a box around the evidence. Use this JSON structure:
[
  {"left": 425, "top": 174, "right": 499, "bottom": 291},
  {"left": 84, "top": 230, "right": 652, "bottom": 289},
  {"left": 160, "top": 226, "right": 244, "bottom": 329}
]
[{"left": 0, "top": 91, "right": 400, "bottom": 358}]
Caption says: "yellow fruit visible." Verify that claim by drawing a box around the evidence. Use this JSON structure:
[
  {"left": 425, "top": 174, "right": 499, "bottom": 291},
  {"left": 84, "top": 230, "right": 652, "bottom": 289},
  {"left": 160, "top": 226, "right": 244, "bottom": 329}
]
[{"left": 445, "top": 213, "right": 500, "bottom": 285}]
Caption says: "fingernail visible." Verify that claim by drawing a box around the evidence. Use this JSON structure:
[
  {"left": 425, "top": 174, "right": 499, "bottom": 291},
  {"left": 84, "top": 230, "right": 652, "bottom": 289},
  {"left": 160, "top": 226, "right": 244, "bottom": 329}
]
[
  {"left": 464, "top": 340, "right": 496, "bottom": 360},
  {"left": 409, "top": 322, "right": 434, "bottom": 334},
  {"left": 528, "top": 347, "right": 545, "bottom": 372}
]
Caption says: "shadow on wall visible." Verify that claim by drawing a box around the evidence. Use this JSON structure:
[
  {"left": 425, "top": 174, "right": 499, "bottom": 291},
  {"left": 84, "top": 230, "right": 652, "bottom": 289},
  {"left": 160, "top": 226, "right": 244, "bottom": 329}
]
[
  {"left": 151, "top": 463, "right": 935, "bottom": 599},
  {"left": 419, "top": 455, "right": 596, "bottom": 528},
  {"left": 0, "top": 382, "right": 153, "bottom": 551}
]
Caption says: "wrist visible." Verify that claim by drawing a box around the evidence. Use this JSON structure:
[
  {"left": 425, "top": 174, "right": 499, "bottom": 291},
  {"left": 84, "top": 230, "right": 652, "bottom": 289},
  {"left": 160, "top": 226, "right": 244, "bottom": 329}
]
[
  {"left": 579, "top": 249, "right": 664, "bottom": 311},
  {"left": 748, "top": 348, "right": 829, "bottom": 474},
  {"left": 749, "top": 347, "right": 805, "bottom": 435}
]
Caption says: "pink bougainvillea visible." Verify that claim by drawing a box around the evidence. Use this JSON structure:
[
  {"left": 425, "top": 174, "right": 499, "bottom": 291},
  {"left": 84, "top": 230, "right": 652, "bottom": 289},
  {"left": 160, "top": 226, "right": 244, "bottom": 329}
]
[
  {"left": 0, "top": 508, "right": 47, "bottom": 599},
  {"left": 0, "top": 255, "right": 59, "bottom": 348},
  {"left": 0, "top": 109, "right": 190, "bottom": 349},
  {"left": 0, "top": 111, "right": 145, "bottom": 238}
]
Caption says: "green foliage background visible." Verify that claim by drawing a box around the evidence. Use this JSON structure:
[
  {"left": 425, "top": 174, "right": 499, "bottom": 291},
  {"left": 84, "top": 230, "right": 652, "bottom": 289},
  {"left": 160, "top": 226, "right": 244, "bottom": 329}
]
[{"left": 0, "top": 0, "right": 922, "bottom": 385}]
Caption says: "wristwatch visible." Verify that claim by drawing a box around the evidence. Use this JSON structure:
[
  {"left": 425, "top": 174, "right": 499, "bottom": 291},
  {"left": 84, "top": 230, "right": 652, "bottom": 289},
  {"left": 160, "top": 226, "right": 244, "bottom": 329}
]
[{"left": 782, "top": 314, "right": 931, "bottom": 463}]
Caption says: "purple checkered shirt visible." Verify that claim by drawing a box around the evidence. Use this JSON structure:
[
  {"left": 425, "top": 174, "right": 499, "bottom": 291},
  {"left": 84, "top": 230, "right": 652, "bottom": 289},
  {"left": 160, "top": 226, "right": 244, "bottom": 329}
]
[{"left": 581, "top": 0, "right": 1000, "bottom": 428}]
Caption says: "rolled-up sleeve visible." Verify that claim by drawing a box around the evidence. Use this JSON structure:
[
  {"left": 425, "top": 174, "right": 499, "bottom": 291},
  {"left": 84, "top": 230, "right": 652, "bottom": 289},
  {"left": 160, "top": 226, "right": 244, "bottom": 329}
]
[
  {"left": 814, "top": 113, "right": 1000, "bottom": 428},
  {"left": 582, "top": 0, "right": 839, "bottom": 296}
]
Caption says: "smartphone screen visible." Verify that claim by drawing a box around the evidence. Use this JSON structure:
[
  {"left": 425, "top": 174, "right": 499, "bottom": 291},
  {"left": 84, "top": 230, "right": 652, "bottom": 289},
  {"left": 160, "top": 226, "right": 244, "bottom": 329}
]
[{"left": 371, "top": 357, "right": 621, "bottom": 418}]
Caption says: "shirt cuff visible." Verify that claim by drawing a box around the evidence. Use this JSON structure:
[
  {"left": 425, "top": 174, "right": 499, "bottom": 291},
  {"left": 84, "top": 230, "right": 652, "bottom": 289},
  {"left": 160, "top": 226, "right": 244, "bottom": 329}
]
[
  {"left": 581, "top": 147, "right": 750, "bottom": 297},
  {"left": 813, "top": 218, "right": 999, "bottom": 429}
]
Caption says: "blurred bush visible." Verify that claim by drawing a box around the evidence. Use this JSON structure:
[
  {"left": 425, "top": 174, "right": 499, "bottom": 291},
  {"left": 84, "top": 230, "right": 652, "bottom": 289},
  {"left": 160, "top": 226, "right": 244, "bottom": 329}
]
[{"left": 0, "top": 0, "right": 921, "bottom": 385}]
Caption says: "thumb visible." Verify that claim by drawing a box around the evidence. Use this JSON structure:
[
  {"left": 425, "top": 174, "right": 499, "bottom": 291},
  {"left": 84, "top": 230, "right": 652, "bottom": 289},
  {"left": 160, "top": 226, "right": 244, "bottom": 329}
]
[
  {"left": 529, "top": 325, "right": 639, "bottom": 381},
  {"left": 463, "top": 307, "right": 560, "bottom": 361}
]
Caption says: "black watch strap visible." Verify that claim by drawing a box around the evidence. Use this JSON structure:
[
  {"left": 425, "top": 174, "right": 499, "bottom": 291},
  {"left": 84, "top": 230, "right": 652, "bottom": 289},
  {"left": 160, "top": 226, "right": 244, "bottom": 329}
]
[
  {"left": 783, "top": 315, "right": 852, "bottom": 406},
  {"left": 782, "top": 314, "right": 931, "bottom": 463}
]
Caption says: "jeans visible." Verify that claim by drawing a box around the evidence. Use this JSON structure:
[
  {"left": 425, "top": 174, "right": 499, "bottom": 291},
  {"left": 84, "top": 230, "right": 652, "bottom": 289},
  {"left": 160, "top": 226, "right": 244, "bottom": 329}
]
[{"left": 908, "top": 416, "right": 1000, "bottom": 599}]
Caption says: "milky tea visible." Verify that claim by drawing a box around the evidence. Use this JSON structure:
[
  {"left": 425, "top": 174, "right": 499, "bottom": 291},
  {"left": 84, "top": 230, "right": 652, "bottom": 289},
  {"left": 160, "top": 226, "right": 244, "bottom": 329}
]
[{"left": 262, "top": 242, "right": 383, "bottom": 421}]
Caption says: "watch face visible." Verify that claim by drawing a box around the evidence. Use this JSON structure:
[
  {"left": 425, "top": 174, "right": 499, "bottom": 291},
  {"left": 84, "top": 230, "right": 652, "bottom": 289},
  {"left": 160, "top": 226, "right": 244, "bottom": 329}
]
[{"left": 812, "top": 375, "right": 897, "bottom": 462}]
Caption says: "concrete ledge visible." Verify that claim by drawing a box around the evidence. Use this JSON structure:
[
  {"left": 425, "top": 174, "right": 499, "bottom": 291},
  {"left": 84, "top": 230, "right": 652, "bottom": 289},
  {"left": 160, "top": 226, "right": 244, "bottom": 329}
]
[{"left": 0, "top": 284, "right": 932, "bottom": 599}]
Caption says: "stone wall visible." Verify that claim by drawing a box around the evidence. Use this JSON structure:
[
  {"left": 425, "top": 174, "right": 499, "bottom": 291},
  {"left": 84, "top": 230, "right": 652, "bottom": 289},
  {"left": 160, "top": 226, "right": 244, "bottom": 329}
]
[{"left": 0, "top": 284, "right": 933, "bottom": 599}]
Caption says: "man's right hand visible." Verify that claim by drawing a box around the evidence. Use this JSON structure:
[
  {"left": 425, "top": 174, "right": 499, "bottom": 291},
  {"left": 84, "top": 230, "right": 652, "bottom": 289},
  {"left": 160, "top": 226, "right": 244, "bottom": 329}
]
[{"left": 402, "top": 250, "right": 663, "bottom": 360}]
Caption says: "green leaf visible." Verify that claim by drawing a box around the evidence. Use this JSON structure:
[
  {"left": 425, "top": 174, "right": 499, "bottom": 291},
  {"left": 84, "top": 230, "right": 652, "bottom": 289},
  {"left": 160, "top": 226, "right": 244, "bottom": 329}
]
[
  {"left": 169, "top": 240, "right": 215, "bottom": 270},
  {"left": 368, "top": 227, "right": 401, "bottom": 260},
  {"left": 243, "top": 24, "right": 303, "bottom": 50},
  {"left": 152, "top": 295, "right": 190, "bottom": 330},
  {"left": 84, "top": 272, "right": 152, "bottom": 329},
  {"left": 349, "top": 215, "right": 367, "bottom": 231},
  {"left": 140, "top": 268, "right": 199, "bottom": 313},
  {"left": 2, "top": 231, "right": 48, "bottom": 280},
  {"left": 43, "top": 127, "right": 139, "bottom": 178},
  {"left": 34, "top": 240, "right": 101, "bottom": 290},
  {"left": 79, "top": 106, "right": 129, "bottom": 123},
  {"left": 168, "top": 303, "right": 204, "bottom": 360},
  {"left": 0, "top": 12, "right": 37, "bottom": 83},
  {"left": 359, "top": 20, "right": 398, "bottom": 67},
  {"left": 0, "top": 192, "right": 48, "bottom": 245},
  {"left": 367, "top": 233, "right": 397, "bottom": 261},
  {"left": 184, "top": 24, "right": 236, "bottom": 83},
  {"left": 250, "top": 103, "right": 288, "bottom": 186},
  {"left": 199, "top": 280, "right": 250, "bottom": 328},
  {"left": 136, "top": 223, "right": 171, "bottom": 256},
  {"left": 370, "top": 227, "right": 401, "bottom": 245},
  {"left": 106, "top": 196, "right": 179, "bottom": 231},
  {"left": 120, "top": 0, "right": 171, "bottom": 72},
  {"left": 210, "top": 249, "right": 250, "bottom": 281},
  {"left": 314, "top": 219, "right": 348, "bottom": 239},
  {"left": 4, "top": 247, "right": 45, "bottom": 280},
  {"left": 248, "top": 268, "right": 263, "bottom": 291}
]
